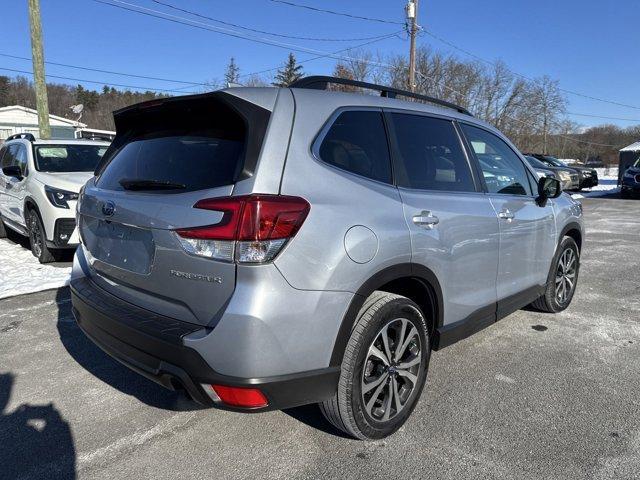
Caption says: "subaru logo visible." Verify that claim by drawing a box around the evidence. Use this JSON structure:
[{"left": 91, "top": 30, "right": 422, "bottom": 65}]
[{"left": 101, "top": 201, "right": 115, "bottom": 217}]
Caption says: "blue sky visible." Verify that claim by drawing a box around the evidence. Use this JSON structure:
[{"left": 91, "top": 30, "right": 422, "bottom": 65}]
[{"left": 1, "top": 0, "right": 639, "bottom": 127}]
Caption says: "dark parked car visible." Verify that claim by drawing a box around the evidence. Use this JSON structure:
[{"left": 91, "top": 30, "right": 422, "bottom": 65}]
[
  {"left": 621, "top": 157, "right": 640, "bottom": 198},
  {"left": 524, "top": 155, "right": 577, "bottom": 191},
  {"left": 526, "top": 154, "right": 598, "bottom": 190},
  {"left": 584, "top": 157, "right": 605, "bottom": 168}
]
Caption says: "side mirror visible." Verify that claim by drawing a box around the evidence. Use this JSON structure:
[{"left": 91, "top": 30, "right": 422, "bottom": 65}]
[
  {"left": 538, "top": 176, "right": 562, "bottom": 201},
  {"left": 2, "top": 165, "right": 23, "bottom": 179}
]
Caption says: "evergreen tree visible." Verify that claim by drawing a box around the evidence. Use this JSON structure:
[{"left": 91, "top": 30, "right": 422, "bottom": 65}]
[
  {"left": 272, "top": 53, "right": 303, "bottom": 87},
  {"left": 0, "top": 76, "right": 9, "bottom": 106},
  {"left": 224, "top": 57, "right": 240, "bottom": 85}
]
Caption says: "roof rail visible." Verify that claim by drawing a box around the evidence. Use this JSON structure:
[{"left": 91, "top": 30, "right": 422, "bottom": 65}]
[
  {"left": 289, "top": 75, "right": 473, "bottom": 116},
  {"left": 6, "top": 133, "right": 36, "bottom": 142}
]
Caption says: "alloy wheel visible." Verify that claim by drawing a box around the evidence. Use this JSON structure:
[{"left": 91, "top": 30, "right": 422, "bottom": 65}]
[
  {"left": 555, "top": 247, "right": 577, "bottom": 304},
  {"left": 29, "top": 214, "right": 43, "bottom": 258},
  {"left": 361, "top": 318, "right": 422, "bottom": 422}
]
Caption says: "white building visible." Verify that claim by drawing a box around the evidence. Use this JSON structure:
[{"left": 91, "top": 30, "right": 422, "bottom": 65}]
[{"left": 0, "top": 105, "right": 85, "bottom": 141}]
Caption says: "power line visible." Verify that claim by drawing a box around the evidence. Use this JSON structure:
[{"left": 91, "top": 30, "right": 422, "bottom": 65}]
[
  {"left": 0, "top": 27, "right": 398, "bottom": 95},
  {"left": 91, "top": 0, "right": 403, "bottom": 68},
  {"left": 150, "top": 0, "right": 397, "bottom": 42},
  {"left": 0, "top": 66, "right": 200, "bottom": 94},
  {"left": 420, "top": 28, "right": 640, "bottom": 111},
  {"left": 412, "top": 71, "right": 626, "bottom": 148},
  {"left": 566, "top": 111, "right": 640, "bottom": 122},
  {"left": 267, "top": 0, "right": 404, "bottom": 25},
  {"left": 239, "top": 33, "right": 404, "bottom": 79},
  {"left": 0, "top": 52, "right": 206, "bottom": 86}
]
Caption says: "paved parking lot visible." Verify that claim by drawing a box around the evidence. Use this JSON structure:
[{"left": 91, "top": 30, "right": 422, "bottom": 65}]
[{"left": 1, "top": 195, "right": 639, "bottom": 480}]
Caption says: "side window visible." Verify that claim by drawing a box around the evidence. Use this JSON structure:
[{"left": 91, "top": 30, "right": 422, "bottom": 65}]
[
  {"left": 2, "top": 145, "right": 18, "bottom": 169},
  {"left": 15, "top": 145, "right": 28, "bottom": 175},
  {"left": 461, "top": 124, "right": 533, "bottom": 196},
  {"left": 390, "top": 113, "right": 476, "bottom": 192},
  {"left": 318, "top": 110, "right": 392, "bottom": 184}
]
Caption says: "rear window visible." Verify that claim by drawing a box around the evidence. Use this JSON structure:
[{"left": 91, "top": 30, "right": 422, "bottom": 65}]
[
  {"left": 96, "top": 94, "right": 269, "bottom": 193},
  {"left": 96, "top": 130, "right": 244, "bottom": 192},
  {"left": 318, "top": 110, "right": 392, "bottom": 184},
  {"left": 34, "top": 144, "right": 108, "bottom": 172}
]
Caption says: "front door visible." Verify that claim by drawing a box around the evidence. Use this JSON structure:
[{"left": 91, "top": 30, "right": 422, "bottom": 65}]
[
  {"left": 0, "top": 144, "right": 27, "bottom": 224},
  {"left": 460, "top": 123, "right": 556, "bottom": 315},
  {"left": 4, "top": 144, "right": 29, "bottom": 226}
]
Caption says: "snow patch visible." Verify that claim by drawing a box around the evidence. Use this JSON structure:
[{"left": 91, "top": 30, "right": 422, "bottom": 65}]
[{"left": 0, "top": 238, "right": 71, "bottom": 300}]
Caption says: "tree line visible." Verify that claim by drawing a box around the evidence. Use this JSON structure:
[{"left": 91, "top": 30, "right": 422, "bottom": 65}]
[{"left": 1, "top": 47, "right": 637, "bottom": 165}]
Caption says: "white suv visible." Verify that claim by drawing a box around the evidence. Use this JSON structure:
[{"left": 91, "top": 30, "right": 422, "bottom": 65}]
[{"left": 0, "top": 133, "right": 110, "bottom": 263}]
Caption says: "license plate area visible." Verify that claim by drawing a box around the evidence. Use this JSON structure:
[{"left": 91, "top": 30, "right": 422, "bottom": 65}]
[{"left": 81, "top": 216, "right": 155, "bottom": 274}]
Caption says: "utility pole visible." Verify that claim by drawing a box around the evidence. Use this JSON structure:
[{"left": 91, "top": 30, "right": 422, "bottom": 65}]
[
  {"left": 28, "top": 0, "right": 51, "bottom": 139},
  {"left": 406, "top": 0, "right": 419, "bottom": 92}
]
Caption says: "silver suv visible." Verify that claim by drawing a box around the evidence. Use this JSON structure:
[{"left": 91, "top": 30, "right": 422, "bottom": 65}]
[
  {"left": 70, "top": 77, "right": 584, "bottom": 440},
  {"left": 0, "top": 134, "right": 110, "bottom": 262}
]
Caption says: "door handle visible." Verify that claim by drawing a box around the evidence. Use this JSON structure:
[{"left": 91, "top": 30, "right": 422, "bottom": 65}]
[
  {"left": 498, "top": 209, "right": 515, "bottom": 221},
  {"left": 412, "top": 210, "right": 439, "bottom": 229}
]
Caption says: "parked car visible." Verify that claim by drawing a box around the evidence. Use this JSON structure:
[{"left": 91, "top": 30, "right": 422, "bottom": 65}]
[
  {"left": 621, "top": 157, "right": 640, "bottom": 198},
  {"left": 524, "top": 155, "right": 577, "bottom": 190},
  {"left": 558, "top": 158, "right": 580, "bottom": 166},
  {"left": 70, "top": 76, "right": 583, "bottom": 440},
  {"left": 584, "top": 157, "right": 605, "bottom": 168},
  {"left": 526, "top": 154, "right": 598, "bottom": 190},
  {"left": 0, "top": 133, "right": 110, "bottom": 262}
]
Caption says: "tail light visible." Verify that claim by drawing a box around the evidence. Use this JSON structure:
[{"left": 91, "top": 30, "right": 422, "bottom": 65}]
[{"left": 175, "top": 194, "right": 310, "bottom": 263}]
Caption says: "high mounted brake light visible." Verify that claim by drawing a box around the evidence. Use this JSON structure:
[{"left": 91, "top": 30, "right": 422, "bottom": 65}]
[{"left": 174, "top": 194, "right": 310, "bottom": 263}]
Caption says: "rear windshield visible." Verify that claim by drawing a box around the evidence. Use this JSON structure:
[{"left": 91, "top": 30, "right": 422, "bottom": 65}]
[
  {"left": 96, "top": 130, "right": 244, "bottom": 192},
  {"left": 96, "top": 94, "right": 261, "bottom": 193},
  {"left": 34, "top": 144, "right": 108, "bottom": 172}
]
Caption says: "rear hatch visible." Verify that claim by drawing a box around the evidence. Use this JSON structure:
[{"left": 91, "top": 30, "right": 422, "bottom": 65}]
[{"left": 78, "top": 92, "right": 271, "bottom": 327}]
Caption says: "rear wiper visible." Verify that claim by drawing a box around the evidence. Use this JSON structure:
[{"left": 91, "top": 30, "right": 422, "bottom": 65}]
[{"left": 119, "top": 179, "right": 186, "bottom": 191}]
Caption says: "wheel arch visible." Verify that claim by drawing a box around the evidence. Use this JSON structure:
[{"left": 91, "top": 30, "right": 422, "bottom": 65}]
[
  {"left": 559, "top": 221, "right": 582, "bottom": 252},
  {"left": 329, "top": 263, "right": 444, "bottom": 367},
  {"left": 24, "top": 195, "right": 40, "bottom": 216}
]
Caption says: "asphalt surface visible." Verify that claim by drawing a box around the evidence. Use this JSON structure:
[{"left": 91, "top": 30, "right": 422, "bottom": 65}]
[{"left": 1, "top": 196, "right": 639, "bottom": 480}]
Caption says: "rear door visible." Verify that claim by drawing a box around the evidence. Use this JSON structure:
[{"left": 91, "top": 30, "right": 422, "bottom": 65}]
[
  {"left": 460, "top": 123, "right": 556, "bottom": 314},
  {"left": 386, "top": 111, "right": 500, "bottom": 326},
  {"left": 78, "top": 93, "right": 272, "bottom": 327}
]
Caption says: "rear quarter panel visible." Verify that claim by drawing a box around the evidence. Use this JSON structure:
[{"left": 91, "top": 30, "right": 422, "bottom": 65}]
[{"left": 275, "top": 92, "right": 411, "bottom": 292}]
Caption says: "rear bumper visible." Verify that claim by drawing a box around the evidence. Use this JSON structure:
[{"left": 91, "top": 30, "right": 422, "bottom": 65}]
[{"left": 70, "top": 276, "right": 340, "bottom": 411}]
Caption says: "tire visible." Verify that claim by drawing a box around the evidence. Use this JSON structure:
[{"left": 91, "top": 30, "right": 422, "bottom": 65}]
[
  {"left": 531, "top": 236, "right": 580, "bottom": 313},
  {"left": 319, "top": 291, "right": 431, "bottom": 440},
  {"left": 620, "top": 189, "right": 630, "bottom": 199},
  {"left": 0, "top": 215, "right": 6, "bottom": 239},
  {"left": 27, "top": 208, "right": 56, "bottom": 264}
]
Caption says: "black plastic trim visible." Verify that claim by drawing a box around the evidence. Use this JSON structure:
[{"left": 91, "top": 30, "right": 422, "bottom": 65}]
[
  {"left": 559, "top": 222, "right": 583, "bottom": 250},
  {"left": 70, "top": 277, "right": 339, "bottom": 411},
  {"left": 496, "top": 285, "right": 545, "bottom": 320},
  {"left": 329, "top": 263, "right": 444, "bottom": 366},
  {"left": 51, "top": 218, "right": 76, "bottom": 247},
  {"left": 290, "top": 76, "right": 473, "bottom": 116},
  {"left": 433, "top": 304, "right": 495, "bottom": 350},
  {"left": 5, "top": 132, "right": 36, "bottom": 142},
  {"left": 434, "top": 285, "right": 545, "bottom": 350}
]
